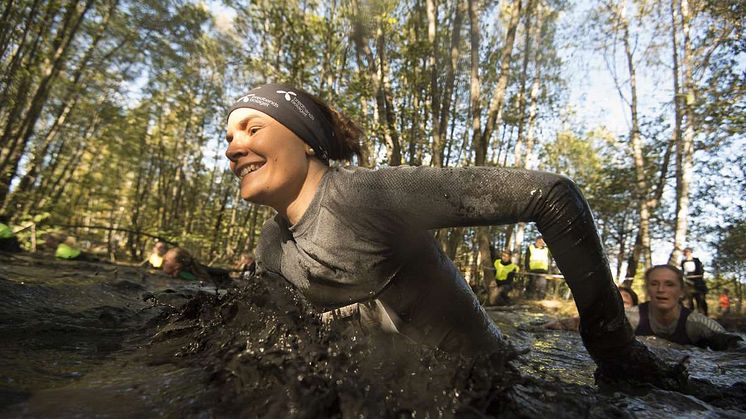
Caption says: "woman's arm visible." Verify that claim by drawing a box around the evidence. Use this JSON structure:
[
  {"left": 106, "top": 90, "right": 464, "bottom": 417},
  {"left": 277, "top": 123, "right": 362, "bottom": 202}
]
[
  {"left": 686, "top": 312, "right": 743, "bottom": 350},
  {"left": 343, "top": 166, "right": 635, "bottom": 365}
]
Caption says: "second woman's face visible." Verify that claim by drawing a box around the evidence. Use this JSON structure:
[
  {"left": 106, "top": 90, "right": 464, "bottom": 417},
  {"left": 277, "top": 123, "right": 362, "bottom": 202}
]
[
  {"left": 646, "top": 269, "right": 684, "bottom": 313},
  {"left": 225, "top": 108, "right": 311, "bottom": 208}
]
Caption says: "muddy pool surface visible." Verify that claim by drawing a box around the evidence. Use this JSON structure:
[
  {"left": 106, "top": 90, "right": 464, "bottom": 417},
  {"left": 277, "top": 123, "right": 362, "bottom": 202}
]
[{"left": 1, "top": 252, "right": 744, "bottom": 418}]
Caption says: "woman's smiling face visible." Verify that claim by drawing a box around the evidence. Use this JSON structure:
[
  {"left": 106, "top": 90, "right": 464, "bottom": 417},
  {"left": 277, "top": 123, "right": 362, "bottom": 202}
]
[{"left": 225, "top": 108, "right": 311, "bottom": 208}]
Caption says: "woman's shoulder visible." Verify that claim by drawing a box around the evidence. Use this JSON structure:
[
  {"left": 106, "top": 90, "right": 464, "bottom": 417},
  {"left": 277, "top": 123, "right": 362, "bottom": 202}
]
[{"left": 686, "top": 311, "right": 725, "bottom": 333}]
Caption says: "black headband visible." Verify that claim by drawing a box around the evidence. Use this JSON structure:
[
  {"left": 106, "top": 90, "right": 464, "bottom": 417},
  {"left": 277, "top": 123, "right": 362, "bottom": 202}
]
[{"left": 226, "top": 84, "right": 333, "bottom": 163}]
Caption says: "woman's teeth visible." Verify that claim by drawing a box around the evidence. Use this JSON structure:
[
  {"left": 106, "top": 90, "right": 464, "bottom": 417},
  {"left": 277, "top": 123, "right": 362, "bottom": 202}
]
[{"left": 239, "top": 163, "right": 262, "bottom": 178}]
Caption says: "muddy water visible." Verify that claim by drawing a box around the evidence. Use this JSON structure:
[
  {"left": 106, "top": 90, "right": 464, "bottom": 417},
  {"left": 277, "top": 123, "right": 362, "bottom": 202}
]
[{"left": 0, "top": 253, "right": 744, "bottom": 417}]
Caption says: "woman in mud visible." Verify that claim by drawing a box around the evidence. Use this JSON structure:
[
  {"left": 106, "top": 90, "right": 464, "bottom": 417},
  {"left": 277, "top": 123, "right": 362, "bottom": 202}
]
[
  {"left": 627, "top": 265, "right": 742, "bottom": 351},
  {"left": 163, "top": 247, "right": 232, "bottom": 287},
  {"left": 224, "top": 83, "right": 683, "bottom": 386}
]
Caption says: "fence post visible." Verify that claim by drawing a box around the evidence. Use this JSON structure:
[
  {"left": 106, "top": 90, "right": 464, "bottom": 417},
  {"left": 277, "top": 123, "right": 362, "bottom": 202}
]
[{"left": 31, "top": 222, "right": 36, "bottom": 252}]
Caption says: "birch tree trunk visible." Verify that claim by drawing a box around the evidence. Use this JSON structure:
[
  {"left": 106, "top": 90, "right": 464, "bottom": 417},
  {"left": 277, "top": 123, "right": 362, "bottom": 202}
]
[
  {"left": 473, "top": 0, "right": 522, "bottom": 288},
  {"left": 669, "top": 0, "right": 695, "bottom": 265},
  {"left": 429, "top": 0, "right": 464, "bottom": 167},
  {"left": 613, "top": 0, "right": 653, "bottom": 270},
  {"left": 474, "top": 0, "right": 522, "bottom": 166}
]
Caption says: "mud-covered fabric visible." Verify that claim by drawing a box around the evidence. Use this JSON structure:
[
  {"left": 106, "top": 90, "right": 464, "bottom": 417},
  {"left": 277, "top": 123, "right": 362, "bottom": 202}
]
[{"left": 256, "top": 165, "right": 633, "bottom": 356}]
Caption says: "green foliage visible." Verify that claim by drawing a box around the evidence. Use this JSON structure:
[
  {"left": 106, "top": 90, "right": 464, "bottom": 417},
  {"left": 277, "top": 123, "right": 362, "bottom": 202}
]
[
  {"left": 0, "top": 0, "right": 742, "bottom": 274},
  {"left": 714, "top": 219, "right": 746, "bottom": 280}
]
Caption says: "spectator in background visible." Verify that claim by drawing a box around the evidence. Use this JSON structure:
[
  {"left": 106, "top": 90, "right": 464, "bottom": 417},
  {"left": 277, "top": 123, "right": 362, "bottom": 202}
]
[
  {"left": 46, "top": 233, "right": 98, "bottom": 261},
  {"left": 681, "top": 247, "right": 708, "bottom": 316},
  {"left": 163, "top": 247, "right": 232, "bottom": 287},
  {"left": 489, "top": 249, "right": 518, "bottom": 306},
  {"left": 0, "top": 215, "right": 22, "bottom": 252},
  {"left": 142, "top": 241, "right": 168, "bottom": 269},
  {"left": 618, "top": 286, "right": 639, "bottom": 309},
  {"left": 524, "top": 236, "right": 551, "bottom": 300},
  {"left": 719, "top": 288, "right": 731, "bottom": 316}
]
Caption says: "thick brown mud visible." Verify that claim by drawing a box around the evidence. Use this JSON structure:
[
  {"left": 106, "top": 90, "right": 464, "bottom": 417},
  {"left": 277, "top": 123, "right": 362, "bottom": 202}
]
[{"left": 1, "top": 252, "right": 745, "bottom": 417}]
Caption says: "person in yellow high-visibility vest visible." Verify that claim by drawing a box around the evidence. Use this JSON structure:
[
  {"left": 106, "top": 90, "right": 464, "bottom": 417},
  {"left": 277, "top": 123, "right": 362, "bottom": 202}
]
[
  {"left": 489, "top": 249, "right": 518, "bottom": 305},
  {"left": 46, "top": 233, "right": 98, "bottom": 261},
  {"left": 524, "top": 236, "right": 552, "bottom": 300},
  {"left": 141, "top": 241, "right": 168, "bottom": 269},
  {"left": 55, "top": 235, "right": 82, "bottom": 260}
]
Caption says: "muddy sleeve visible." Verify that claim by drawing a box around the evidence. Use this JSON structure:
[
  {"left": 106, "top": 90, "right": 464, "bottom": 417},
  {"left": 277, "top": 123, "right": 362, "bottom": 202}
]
[
  {"left": 346, "top": 165, "right": 634, "bottom": 362},
  {"left": 254, "top": 217, "right": 285, "bottom": 275},
  {"left": 686, "top": 312, "right": 741, "bottom": 350}
]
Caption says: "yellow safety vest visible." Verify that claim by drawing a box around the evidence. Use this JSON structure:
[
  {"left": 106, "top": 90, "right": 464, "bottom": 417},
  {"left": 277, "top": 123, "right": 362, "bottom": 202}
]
[
  {"left": 528, "top": 245, "right": 549, "bottom": 271},
  {"left": 55, "top": 243, "right": 81, "bottom": 260},
  {"left": 0, "top": 223, "right": 12, "bottom": 239},
  {"left": 148, "top": 253, "right": 164, "bottom": 269},
  {"left": 494, "top": 260, "right": 518, "bottom": 282}
]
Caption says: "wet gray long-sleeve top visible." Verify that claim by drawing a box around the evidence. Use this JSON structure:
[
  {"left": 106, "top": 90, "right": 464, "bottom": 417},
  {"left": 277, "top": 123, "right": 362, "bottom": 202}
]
[{"left": 256, "top": 166, "right": 634, "bottom": 358}]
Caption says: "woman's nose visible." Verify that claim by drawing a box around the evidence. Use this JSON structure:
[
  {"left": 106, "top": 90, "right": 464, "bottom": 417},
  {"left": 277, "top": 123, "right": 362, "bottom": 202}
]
[{"left": 225, "top": 139, "right": 248, "bottom": 162}]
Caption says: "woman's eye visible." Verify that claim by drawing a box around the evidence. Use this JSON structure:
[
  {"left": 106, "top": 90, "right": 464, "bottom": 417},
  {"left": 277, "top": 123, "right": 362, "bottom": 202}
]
[{"left": 249, "top": 127, "right": 260, "bottom": 135}]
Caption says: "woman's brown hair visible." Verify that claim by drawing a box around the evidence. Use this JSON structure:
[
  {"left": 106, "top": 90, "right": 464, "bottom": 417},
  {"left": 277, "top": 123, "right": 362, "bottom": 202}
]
[{"left": 306, "top": 93, "right": 363, "bottom": 162}]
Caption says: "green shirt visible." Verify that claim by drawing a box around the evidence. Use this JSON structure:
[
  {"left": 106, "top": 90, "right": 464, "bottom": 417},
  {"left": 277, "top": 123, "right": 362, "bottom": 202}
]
[
  {"left": 494, "top": 260, "right": 518, "bottom": 282},
  {"left": 55, "top": 243, "right": 81, "bottom": 260},
  {"left": 179, "top": 270, "right": 197, "bottom": 281}
]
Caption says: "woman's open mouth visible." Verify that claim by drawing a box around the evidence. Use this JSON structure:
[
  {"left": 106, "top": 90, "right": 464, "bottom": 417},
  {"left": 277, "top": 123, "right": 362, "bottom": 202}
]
[
  {"left": 237, "top": 162, "right": 265, "bottom": 178},
  {"left": 654, "top": 296, "right": 669, "bottom": 303}
]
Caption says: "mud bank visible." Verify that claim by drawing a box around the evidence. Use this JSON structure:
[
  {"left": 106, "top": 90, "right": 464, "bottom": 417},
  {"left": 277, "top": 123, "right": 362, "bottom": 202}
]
[{"left": 1, "top": 253, "right": 745, "bottom": 417}]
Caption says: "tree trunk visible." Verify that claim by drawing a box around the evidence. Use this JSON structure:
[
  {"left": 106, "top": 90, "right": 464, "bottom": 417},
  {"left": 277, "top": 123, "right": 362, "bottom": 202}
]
[
  {"left": 669, "top": 0, "right": 695, "bottom": 265},
  {"left": 511, "top": 0, "right": 536, "bottom": 169},
  {"left": 475, "top": 0, "right": 522, "bottom": 166},
  {"left": 467, "top": 0, "right": 481, "bottom": 163},
  {"left": 472, "top": 0, "right": 522, "bottom": 287},
  {"left": 430, "top": 0, "right": 464, "bottom": 167},
  {"left": 0, "top": 0, "right": 94, "bottom": 207},
  {"left": 351, "top": 0, "right": 401, "bottom": 166},
  {"left": 618, "top": 1, "right": 653, "bottom": 271}
]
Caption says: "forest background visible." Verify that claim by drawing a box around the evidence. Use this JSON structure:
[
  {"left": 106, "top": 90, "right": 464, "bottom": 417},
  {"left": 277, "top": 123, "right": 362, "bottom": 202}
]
[{"left": 0, "top": 0, "right": 743, "bottom": 297}]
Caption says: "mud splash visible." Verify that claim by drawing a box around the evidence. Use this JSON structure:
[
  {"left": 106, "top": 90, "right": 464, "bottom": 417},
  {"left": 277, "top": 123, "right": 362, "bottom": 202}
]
[{"left": 1, "top": 253, "right": 745, "bottom": 417}]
